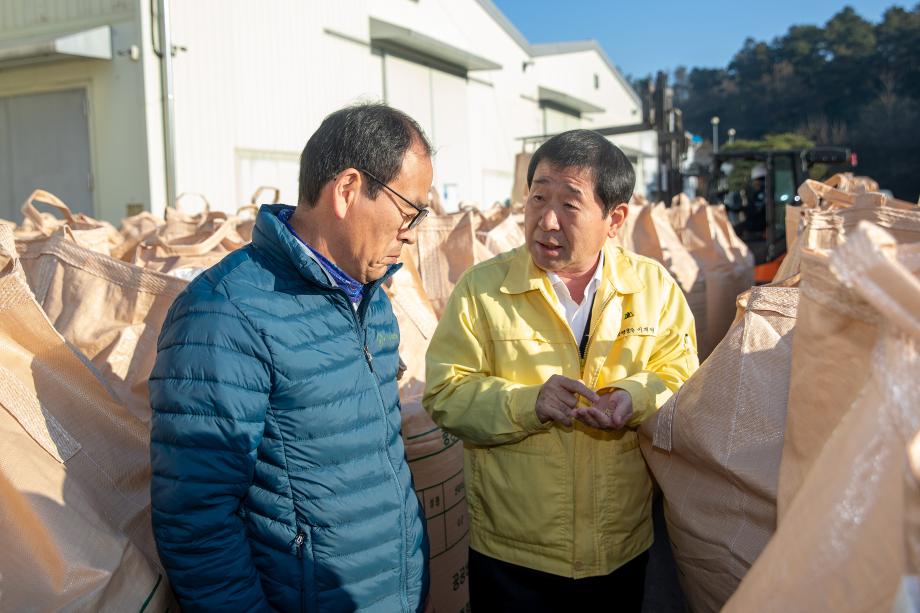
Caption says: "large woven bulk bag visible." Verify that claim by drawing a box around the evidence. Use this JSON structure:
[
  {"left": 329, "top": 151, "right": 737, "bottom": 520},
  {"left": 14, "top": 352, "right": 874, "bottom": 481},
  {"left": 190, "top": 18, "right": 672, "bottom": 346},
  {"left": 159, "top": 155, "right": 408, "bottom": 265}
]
[
  {"left": 615, "top": 203, "right": 665, "bottom": 260},
  {"left": 386, "top": 252, "right": 470, "bottom": 613},
  {"left": 0, "top": 226, "right": 175, "bottom": 610},
  {"left": 510, "top": 152, "right": 532, "bottom": 207},
  {"left": 111, "top": 210, "right": 164, "bottom": 262},
  {"left": 483, "top": 212, "right": 525, "bottom": 255},
  {"left": 777, "top": 182, "right": 917, "bottom": 282},
  {"left": 237, "top": 186, "right": 280, "bottom": 243},
  {"left": 15, "top": 190, "right": 123, "bottom": 257},
  {"left": 669, "top": 196, "right": 754, "bottom": 358},
  {"left": 16, "top": 228, "right": 187, "bottom": 423},
  {"left": 639, "top": 278, "right": 799, "bottom": 613},
  {"left": 825, "top": 172, "right": 879, "bottom": 193},
  {"left": 616, "top": 204, "right": 708, "bottom": 353},
  {"left": 134, "top": 213, "right": 245, "bottom": 280},
  {"left": 776, "top": 207, "right": 920, "bottom": 516},
  {"left": 726, "top": 223, "right": 920, "bottom": 613},
  {"left": 414, "top": 211, "right": 494, "bottom": 317},
  {"left": 650, "top": 204, "right": 708, "bottom": 334}
]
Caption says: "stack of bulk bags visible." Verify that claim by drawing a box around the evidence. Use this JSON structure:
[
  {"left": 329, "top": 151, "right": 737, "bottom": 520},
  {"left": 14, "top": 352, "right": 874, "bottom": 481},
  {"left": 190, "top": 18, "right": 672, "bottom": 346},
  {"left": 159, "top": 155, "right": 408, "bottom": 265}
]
[
  {"left": 0, "top": 225, "right": 175, "bottom": 610},
  {"left": 15, "top": 190, "right": 124, "bottom": 257},
  {"left": 726, "top": 222, "right": 920, "bottom": 612},
  {"left": 778, "top": 178, "right": 916, "bottom": 281},
  {"left": 638, "top": 273, "right": 800, "bottom": 612},
  {"left": 129, "top": 194, "right": 246, "bottom": 280},
  {"left": 112, "top": 211, "right": 164, "bottom": 262},
  {"left": 386, "top": 250, "right": 470, "bottom": 613},
  {"left": 414, "top": 211, "right": 494, "bottom": 317},
  {"left": 639, "top": 177, "right": 920, "bottom": 612},
  {"left": 133, "top": 215, "right": 246, "bottom": 280},
  {"left": 615, "top": 203, "right": 707, "bottom": 354},
  {"left": 15, "top": 227, "right": 188, "bottom": 422},
  {"left": 668, "top": 195, "right": 754, "bottom": 359}
]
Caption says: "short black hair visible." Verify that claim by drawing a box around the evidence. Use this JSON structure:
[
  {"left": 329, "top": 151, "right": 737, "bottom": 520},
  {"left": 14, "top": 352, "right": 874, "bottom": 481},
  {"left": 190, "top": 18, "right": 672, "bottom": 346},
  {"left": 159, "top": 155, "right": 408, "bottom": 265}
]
[
  {"left": 527, "top": 129, "right": 635, "bottom": 216},
  {"left": 298, "top": 103, "right": 432, "bottom": 206}
]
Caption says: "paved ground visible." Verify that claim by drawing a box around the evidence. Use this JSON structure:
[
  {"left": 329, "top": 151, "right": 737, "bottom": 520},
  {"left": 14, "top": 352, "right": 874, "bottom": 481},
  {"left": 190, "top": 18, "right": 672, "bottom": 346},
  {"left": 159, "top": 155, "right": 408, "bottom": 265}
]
[{"left": 642, "top": 492, "right": 687, "bottom": 613}]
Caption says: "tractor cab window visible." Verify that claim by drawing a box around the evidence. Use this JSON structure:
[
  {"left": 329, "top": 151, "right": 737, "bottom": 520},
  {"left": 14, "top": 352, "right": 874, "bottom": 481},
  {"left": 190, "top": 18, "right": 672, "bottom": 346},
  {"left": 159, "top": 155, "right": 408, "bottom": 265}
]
[{"left": 772, "top": 154, "right": 796, "bottom": 240}]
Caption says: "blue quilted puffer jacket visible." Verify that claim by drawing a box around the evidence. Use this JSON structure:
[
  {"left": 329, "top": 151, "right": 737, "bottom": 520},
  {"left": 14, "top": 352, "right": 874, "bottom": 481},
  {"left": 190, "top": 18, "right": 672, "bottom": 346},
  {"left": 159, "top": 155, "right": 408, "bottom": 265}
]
[{"left": 149, "top": 204, "right": 428, "bottom": 612}]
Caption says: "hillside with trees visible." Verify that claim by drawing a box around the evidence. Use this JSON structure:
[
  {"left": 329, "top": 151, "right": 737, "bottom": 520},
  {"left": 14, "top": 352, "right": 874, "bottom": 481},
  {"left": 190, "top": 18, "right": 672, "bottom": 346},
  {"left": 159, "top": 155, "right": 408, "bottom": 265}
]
[{"left": 652, "top": 5, "right": 920, "bottom": 201}]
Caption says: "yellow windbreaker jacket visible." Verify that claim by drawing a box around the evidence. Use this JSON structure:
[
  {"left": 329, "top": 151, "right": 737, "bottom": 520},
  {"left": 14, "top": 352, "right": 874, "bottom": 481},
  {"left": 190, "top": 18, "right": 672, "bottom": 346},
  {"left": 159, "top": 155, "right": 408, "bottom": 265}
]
[{"left": 423, "top": 242, "right": 699, "bottom": 578}]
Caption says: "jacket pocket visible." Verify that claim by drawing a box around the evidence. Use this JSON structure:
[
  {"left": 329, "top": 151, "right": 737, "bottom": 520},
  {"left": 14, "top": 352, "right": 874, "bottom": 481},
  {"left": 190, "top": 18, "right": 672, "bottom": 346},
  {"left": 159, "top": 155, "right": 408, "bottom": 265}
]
[
  {"left": 469, "top": 441, "right": 569, "bottom": 550},
  {"left": 491, "top": 327, "right": 572, "bottom": 383}
]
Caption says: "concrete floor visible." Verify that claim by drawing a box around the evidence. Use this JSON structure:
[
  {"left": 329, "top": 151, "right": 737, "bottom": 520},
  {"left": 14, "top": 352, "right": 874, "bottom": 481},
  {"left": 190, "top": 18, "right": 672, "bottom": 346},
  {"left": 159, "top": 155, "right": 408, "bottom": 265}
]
[{"left": 642, "top": 492, "right": 687, "bottom": 613}]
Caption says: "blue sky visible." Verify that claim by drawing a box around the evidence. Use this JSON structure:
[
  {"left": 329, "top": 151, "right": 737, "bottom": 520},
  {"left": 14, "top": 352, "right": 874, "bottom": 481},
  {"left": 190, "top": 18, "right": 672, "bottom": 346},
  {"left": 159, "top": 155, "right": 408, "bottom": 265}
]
[{"left": 492, "top": 1, "right": 902, "bottom": 79}]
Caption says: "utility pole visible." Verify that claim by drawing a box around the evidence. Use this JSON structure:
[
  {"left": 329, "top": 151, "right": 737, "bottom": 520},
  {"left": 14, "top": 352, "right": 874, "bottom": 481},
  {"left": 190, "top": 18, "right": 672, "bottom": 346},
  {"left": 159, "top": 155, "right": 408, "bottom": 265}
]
[{"left": 711, "top": 116, "right": 720, "bottom": 153}]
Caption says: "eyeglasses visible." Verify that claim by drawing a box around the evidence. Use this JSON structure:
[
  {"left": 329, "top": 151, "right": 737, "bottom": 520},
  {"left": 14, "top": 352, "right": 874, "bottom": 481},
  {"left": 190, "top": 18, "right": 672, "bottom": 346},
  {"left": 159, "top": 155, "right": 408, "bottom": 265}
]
[{"left": 359, "top": 169, "right": 430, "bottom": 230}]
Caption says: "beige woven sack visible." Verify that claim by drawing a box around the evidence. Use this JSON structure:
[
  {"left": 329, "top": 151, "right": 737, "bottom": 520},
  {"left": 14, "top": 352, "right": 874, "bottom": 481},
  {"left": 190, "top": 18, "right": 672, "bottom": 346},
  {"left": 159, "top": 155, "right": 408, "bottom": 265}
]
[
  {"left": 0, "top": 226, "right": 175, "bottom": 611},
  {"left": 414, "top": 211, "right": 494, "bottom": 317},
  {"left": 111, "top": 211, "right": 164, "bottom": 262},
  {"left": 824, "top": 172, "right": 879, "bottom": 193},
  {"left": 777, "top": 207, "right": 920, "bottom": 516},
  {"left": 669, "top": 195, "right": 754, "bottom": 358},
  {"left": 616, "top": 203, "right": 708, "bottom": 354},
  {"left": 16, "top": 229, "right": 187, "bottom": 423},
  {"left": 15, "top": 190, "right": 123, "bottom": 257},
  {"left": 134, "top": 211, "right": 245, "bottom": 280},
  {"left": 237, "top": 187, "right": 280, "bottom": 243},
  {"left": 482, "top": 212, "right": 525, "bottom": 256},
  {"left": 510, "top": 152, "right": 532, "bottom": 207},
  {"left": 726, "top": 223, "right": 920, "bottom": 613},
  {"left": 639, "top": 277, "right": 799, "bottom": 612},
  {"left": 386, "top": 252, "right": 470, "bottom": 613},
  {"left": 778, "top": 180, "right": 917, "bottom": 282}
]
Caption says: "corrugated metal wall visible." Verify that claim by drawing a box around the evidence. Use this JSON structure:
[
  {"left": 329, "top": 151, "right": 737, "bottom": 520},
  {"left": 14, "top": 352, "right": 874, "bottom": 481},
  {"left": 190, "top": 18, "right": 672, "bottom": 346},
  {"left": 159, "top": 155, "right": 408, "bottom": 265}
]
[{"left": 169, "top": 0, "right": 386, "bottom": 209}]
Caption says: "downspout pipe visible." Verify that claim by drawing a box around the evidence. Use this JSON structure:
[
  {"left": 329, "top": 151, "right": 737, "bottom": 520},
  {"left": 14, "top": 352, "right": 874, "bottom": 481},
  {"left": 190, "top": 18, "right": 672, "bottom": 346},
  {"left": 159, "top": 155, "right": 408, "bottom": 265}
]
[{"left": 157, "top": 0, "right": 177, "bottom": 211}]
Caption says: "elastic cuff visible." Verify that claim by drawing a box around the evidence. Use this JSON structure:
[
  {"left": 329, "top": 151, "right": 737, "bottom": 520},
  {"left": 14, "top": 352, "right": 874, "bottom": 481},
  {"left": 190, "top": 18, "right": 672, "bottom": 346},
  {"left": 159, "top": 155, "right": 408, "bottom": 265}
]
[
  {"left": 607, "top": 377, "right": 654, "bottom": 427},
  {"left": 508, "top": 384, "right": 549, "bottom": 433}
]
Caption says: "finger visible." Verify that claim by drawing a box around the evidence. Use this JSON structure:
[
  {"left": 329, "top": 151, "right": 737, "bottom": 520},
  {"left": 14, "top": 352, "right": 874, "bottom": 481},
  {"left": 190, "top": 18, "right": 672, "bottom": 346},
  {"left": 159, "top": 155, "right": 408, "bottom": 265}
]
[
  {"left": 611, "top": 404, "right": 632, "bottom": 429},
  {"left": 576, "top": 407, "right": 614, "bottom": 430},
  {"left": 572, "top": 408, "right": 599, "bottom": 429},
  {"left": 556, "top": 378, "right": 600, "bottom": 404},
  {"left": 551, "top": 406, "right": 573, "bottom": 427},
  {"left": 558, "top": 392, "right": 578, "bottom": 409}
]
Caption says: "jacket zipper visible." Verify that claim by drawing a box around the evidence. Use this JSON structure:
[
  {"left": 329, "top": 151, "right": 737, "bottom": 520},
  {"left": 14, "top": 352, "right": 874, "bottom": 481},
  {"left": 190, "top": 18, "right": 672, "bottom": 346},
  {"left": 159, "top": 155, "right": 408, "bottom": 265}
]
[
  {"left": 291, "top": 531, "right": 306, "bottom": 558},
  {"left": 344, "top": 287, "right": 411, "bottom": 612},
  {"left": 292, "top": 531, "right": 308, "bottom": 611}
]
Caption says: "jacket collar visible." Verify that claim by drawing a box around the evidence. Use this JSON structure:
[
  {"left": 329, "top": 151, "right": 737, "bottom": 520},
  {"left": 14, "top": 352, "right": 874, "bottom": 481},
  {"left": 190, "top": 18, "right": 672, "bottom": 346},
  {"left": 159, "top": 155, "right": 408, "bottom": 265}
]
[
  {"left": 500, "top": 241, "right": 644, "bottom": 297},
  {"left": 252, "top": 204, "right": 401, "bottom": 292}
]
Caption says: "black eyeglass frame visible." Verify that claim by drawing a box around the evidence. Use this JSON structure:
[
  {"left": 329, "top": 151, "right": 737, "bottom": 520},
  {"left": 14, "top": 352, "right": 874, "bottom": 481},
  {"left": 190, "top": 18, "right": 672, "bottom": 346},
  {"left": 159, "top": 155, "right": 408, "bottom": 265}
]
[{"left": 359, "top": 169, "right": 430, "bottom": 230}]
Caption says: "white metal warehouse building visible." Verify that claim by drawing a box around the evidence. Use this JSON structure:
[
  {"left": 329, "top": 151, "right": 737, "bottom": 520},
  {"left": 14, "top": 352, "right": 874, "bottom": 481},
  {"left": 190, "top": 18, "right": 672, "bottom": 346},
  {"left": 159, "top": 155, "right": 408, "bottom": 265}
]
[{"left": 0, "top": 0, "right": 657, "bottom": 223}]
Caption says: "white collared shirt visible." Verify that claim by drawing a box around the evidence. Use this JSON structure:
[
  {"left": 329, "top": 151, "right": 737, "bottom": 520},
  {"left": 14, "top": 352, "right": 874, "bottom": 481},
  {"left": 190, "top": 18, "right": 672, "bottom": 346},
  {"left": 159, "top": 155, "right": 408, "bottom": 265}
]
[{"left": 546, "top": 251, "right": 604, "bottom": 339}]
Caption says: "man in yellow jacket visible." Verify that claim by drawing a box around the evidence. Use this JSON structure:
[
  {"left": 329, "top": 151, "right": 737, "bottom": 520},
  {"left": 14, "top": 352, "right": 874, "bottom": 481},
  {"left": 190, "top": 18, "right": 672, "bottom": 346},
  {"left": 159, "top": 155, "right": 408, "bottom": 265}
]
[{"left": 423, "top": 130, "right": 699, "bottom": 612}]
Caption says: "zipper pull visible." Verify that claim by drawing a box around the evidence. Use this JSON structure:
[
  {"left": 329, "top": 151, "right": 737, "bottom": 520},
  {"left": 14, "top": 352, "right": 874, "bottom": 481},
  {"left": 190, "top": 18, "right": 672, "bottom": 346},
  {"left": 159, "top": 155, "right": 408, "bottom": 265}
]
[
  {"left": 291, "top": 532, "right": 305, "bottom": 558},
  {"left": 364, "top": 345, "right": 375, "bottom": 373}
]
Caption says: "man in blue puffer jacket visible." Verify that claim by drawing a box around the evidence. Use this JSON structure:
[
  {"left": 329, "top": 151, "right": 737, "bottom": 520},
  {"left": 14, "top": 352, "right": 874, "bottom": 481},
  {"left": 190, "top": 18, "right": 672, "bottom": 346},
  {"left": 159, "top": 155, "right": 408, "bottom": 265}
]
[{"left": 149, "top": 103, "right": 432, "bottom": 612}]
